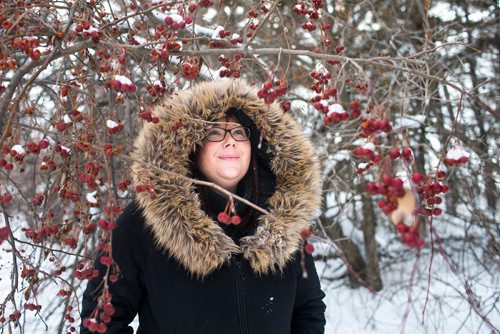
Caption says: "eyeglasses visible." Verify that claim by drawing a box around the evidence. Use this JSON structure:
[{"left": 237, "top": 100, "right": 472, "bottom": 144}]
[{"left": 204, "top": 127, "right": 250, "bottom": 142}]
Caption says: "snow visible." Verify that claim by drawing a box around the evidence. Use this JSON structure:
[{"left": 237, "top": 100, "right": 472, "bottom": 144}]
[
  {"left": 59, "top": 145, "right": 70, "bottom": 153},
  {"left": 63, "top": 114, "right": 72, "bottom": 123},
  {"left": 362, "top": 142, "right": 376, "bottom": 152},
  {"left": 211, "top": 26, "right": 225, "bottom": 40},
  {"left": 11, "top": 144, "right": 25, "bottom": 154},
  {"left": 446, "top": 147, "right": 469, "bottom": 160},
  {"left": 114, "top": 75, "right": 133, "bottom": 85},
  {"left": 316, "top": 242, "right": 500, "bottom": 334},
  {"left": 106, "top": 119, "right": 119, "bottom": 128},
  {"left": 167, "top": 14, "right": 183, "bottom": 24},
  {"left": 327, "top": 103, "right": 346, "bottom": 117},
  {"left": 86, "top": 191, "right": 98, "bottom": 203}
]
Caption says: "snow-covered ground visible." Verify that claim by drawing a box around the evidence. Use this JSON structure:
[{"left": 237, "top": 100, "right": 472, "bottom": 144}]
[
  {"left": 315, "top": 241, "right": 499, "bottom": 334},
  {"left": 0, "top": 237, "right": 498, "bottom": 333}
]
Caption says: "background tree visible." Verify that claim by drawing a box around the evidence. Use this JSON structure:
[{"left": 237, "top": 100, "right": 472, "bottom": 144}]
[{"left": 0, "top": 0, "right": 497, "bottom": 332}]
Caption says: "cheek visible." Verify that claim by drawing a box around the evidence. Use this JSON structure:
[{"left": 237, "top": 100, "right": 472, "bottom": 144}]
[{"left": 197, "top": 143, "right": 216, "bottom": 171}]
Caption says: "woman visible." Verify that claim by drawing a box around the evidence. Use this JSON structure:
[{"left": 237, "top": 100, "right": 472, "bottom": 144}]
[{"left": 81, "top": 79, "right": 326, "bottom": 333}]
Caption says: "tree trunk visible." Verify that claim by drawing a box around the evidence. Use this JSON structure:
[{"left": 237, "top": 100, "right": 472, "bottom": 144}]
[
  {"left": 360, "top": 195, "right": 383, "bottom": 291},
  {"left": 320, "top": 215, "right": 367, "bottom": 289}
]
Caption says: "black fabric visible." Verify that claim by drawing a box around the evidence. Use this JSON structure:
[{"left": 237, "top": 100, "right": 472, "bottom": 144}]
[{"left": 80, "top": 202, "right": 326, "bottom": 334}]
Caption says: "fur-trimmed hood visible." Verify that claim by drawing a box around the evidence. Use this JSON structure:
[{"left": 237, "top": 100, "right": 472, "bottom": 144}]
[{"left": 130, "top": 79, "right": 321, "bottom": 278}]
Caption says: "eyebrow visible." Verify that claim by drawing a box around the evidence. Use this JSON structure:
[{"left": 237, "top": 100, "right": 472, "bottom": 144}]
[{"left": 207, "top": 122, "right": 243, "bottom": 127}]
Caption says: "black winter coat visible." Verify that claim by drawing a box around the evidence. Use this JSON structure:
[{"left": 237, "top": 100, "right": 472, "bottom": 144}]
[
  {"left": 81, "top": 202, "right": 326, "bottom": 333},
  {"left": 81, "top": 80, "right": 326, "bottom": 333}
]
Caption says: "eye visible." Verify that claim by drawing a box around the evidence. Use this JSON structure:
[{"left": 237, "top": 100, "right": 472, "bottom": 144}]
[
  {"left": 206, "top": 128, "right": 224, "bottom": 136},
  {"left": 232, "top": 128, "right": 245, "bottom": 136}
]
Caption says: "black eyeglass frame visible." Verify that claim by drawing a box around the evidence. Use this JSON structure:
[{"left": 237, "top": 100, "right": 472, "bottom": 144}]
[{"left": 204, "top": 126, "right": 251, "bottom": 142}]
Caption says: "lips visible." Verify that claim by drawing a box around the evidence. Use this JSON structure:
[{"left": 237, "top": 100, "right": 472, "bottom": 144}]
[{"left": 219, "top": 154, "right": 239, "bottom": 160}]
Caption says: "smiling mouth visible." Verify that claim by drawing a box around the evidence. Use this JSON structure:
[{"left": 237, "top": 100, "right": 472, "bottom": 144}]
[{"left": 219, "top": 155, "right": 239, "bottom": 160}]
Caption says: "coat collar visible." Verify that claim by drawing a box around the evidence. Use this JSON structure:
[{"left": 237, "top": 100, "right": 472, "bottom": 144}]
[{"left": 130, "top": 79, "right": 321, "bottom": 277}]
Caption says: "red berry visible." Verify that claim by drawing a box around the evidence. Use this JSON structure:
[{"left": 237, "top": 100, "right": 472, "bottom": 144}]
[
  {"left": 230, "top": 215, "right": 241, "bottom": 225},
  {"left": 402, "top": 147, "right": 413, "bottom": 162},
  {"left": 396, "top": 223, "right": 408, "bottom": 234},
  {"left": 305, "top": 242, "right": 314, "bottom": 254},
  {"left": 411, "top": 172, "right": 426, "bottom": 184},
  {"left": 217, "top": 212, "right": 229, "bottom": 224}
]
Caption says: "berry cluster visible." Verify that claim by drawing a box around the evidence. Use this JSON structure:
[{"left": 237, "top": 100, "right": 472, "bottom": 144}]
[
  {"left": 359, "top": 118, "right": 392, "bottom": 137},
  {"left": 0, "top": 226, "right": 9, "bottom": 245},
  {"left": 32, "top": 193, "right": 44, "bottom": 206},
  {"left": 300, "top": 228, "right": 315, "bottom": 254},
  {"left": 348, "top": 101, "right": 362, "bottom": 118},
  {"left": 82, "top": 298, "right": 116, "bottom": 332},
  {"left": 257, "top": 80, "right": 288, "bottom": 105},
  {"left": 0, "top": 193, "right": 12, "bottom": 204},
  {"left": 74, "top": 261, "right": 100, "bottom": 280},
  {"left": 218, "top": 54, "right": 243, "bottom": 78},
  {"left": 365, "top": 175, "right": 405, "bottom": 215},
  {"left": 82, "top": 223, "right": 96, "bottom": 235},
  {"left": 139, "top": 111, "right": 160, "bottom": 123},
  {"left": 75, "top": 22, "right": 103, "bottom": 44},
  {"left": 0, "top": 56, "right": 16, "bottom": 70},
  {"left": 321, "top": 104, "right": 349, "bottom": 125},
  {"left": 293, "top": 0, "right": 324, "bottom": 31},
  {"left": 22, "top": 225, "right": 59, "bottom": 244},
  {"left": 309, "top": 70, "right": 332, "bottom": 93},
  {"left": 135, "top": 184, "right": 157, "bottom": 197},
  {"left": 146, "top": 82, "right": 167, "bottom": 97},
  {"left": 82, "top": 318, "right": 107, "bottom": 333},
  {"left": 164, "top": 14, "right": 191, "bottom": 30},
  {"left": 103, "top": 143, "right": 122, "bottom": 156},
  {"left": 10, "top": 38, "right": 41, "bottom": 62},
  {"left": 181, "top": 61, "right": 199, "bottom": 80},
  {"left": 117, "top": 179, "right": 131, "bottom": 191},
  {"left": 24, "top": 303, "right": 42, "bottom": 312},
  {"left": 217, "top": 212, "right": 241, "bottom": 225},
  {"left": 25, "top": 139, "right": 49, "bottom": 155},
  {"left": 416, "top": 181, "right": 449, "bottom": 216},
  {"left": 396, "top": 223, "right": 425, "bottom": 248},
  {"left": 97, "top": 219, "right": 116, "bottom": 231},
  {"left": 57, "top": 187, "right": 80, "bottom": 202},
  {"left": 105, "top": 75, "right": 137, "bottom": 93},
  {"left": 197, "top": 0, "right": 213, "bottom": 7},
  {"left": 388, "top": 147, "right": 413, "bottom": 162},
  {"left": 444, "top": 147, "right": 469, "bottom": 166},
  {"left": 100, "top": 256, "right": 113, "bottom": 266},
  {"left": 217, "top": 200, "right": 241, "bottom": 225},
  {"left": 353, "top": 143, "right": 382, "bottom": 163},
  {"left": 107, "top": 120, "right": 124, "bottom": 134}
]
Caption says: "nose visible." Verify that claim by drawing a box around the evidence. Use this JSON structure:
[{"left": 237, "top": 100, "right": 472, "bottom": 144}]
[{"left": 222, "top": 131, "right": 236, "bottom": 147}]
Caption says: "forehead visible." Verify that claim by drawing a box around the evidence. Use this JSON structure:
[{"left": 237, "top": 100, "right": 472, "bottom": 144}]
[{"left": 209, "top": 115, "right": 241, "bottom": 128}]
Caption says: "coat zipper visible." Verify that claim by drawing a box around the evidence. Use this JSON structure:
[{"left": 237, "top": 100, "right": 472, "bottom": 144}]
[{"left": 233, "top": 256, "right": 249, "bottom": 334}]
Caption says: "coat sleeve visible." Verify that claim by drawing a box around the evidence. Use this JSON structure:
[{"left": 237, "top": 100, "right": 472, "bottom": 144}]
[
  {"left": 291, "top": 250, "right": 327, "bottom": 334},
  {"left": 80, "top": 202, "right": 147, "bottom": 333}
]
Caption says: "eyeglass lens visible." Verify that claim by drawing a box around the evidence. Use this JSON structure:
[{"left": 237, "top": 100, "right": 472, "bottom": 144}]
[{"left": 205, "top": 127, "right": 250, "bottom": 142}]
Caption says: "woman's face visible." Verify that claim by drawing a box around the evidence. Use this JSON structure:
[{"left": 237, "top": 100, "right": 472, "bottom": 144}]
[{"left": 197, "top": 116, "right": 251, "bottom": 192}]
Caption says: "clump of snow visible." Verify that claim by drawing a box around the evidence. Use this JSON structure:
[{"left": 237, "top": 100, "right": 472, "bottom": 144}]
[
  {"left": 211, "top": 26, "right": 225, "bottom": 40},
  {"left": 114, "top": 75, "right": 133, "bottom": 86},
  {"left": 362, "top": 142, "right": 376, "bottom": 152},
  {"left": 106, "top": 120, "right": 119, "bottom": 128},
  {"left": 86, "top": 191, "right": 98, "bottom": 204},
  {"left": 59, "top": 146, "right": 70, "bottom": 154},
  {"left": 11, "top": 145, "right": 25, "bottom": 155},
  {"left": 446, "top": 147, "right": 469, "bottom": 160},
  {"left": 168, "top": 14, "right": 183, "bottom": 24},
  {"left": 327, "top": 103, "right": 345, "bottom": 117},
  {"left": 63, "top": 115, "right": 72, "bottom": 123}
]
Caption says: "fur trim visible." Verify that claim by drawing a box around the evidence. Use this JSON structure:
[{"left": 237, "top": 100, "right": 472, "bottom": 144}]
[{"left": 130, "top": 79, "right": 321, "bottom": 277}]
